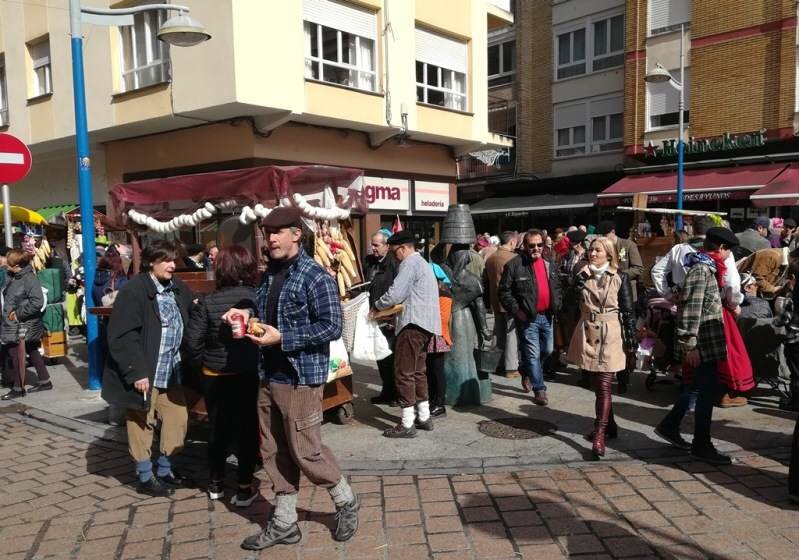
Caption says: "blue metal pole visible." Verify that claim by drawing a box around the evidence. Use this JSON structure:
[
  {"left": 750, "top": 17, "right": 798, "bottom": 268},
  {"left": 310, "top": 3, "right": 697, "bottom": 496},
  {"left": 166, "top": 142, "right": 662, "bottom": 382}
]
[
  {"left": 70, "top": 1, "right": 101, "bottom": 390},
  {"left": 675, "top": 24, "right": 685, "bottom": 232},
  {"left": 676, "top": 137, "right": 684, "bottom": 231}
]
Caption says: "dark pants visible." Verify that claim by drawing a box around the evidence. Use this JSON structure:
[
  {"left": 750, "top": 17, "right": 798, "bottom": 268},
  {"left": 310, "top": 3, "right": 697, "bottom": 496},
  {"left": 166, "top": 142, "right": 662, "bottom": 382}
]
[
  {"left": 204, "top": 373, "right": 259, "bottom": 485},
  {"left": 257, "top": 381, "right": 342, "bottom": 495},
  {"left": 8, "top": 340, "right": 50, "bottom": 390},
  {"left": 426, "top": 352, "right": 446, "bottom": 408},
  {"left": 394, "top": 325, "right": 431, "bottom": 408},
  {"left": 660, "top": 361, "right": 718, "bottom": 447},
  {"left": 376, "top": 354, "right": 397, "bottom": 400},
  {"left": 783, "top": 342, "right": 799, "bottom": 397}
]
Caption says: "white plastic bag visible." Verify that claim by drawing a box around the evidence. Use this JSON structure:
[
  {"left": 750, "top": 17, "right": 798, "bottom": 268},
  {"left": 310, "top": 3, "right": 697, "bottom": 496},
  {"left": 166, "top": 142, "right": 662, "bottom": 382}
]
[{"left": 351, "top": 301, "right": 392, "bottom": 362}]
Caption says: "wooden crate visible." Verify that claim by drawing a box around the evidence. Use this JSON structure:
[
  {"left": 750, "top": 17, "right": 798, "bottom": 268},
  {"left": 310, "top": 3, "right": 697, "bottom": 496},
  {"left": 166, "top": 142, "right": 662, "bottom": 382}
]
[{"left": 42, "top": 331, "right": 67, "bottom": 358}]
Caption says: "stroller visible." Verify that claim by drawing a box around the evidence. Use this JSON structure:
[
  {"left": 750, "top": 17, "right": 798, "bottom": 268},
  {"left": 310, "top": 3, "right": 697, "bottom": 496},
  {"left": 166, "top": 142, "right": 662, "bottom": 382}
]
[{"left": 636, "top": 289, "right": 680, "bottom": 391}]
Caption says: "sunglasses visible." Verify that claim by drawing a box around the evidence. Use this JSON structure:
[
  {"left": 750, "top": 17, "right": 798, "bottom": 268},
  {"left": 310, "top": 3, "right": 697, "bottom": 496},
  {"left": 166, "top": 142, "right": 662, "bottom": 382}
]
[{"left": 527, "top": 243, "right": 544, "bottom": 249}]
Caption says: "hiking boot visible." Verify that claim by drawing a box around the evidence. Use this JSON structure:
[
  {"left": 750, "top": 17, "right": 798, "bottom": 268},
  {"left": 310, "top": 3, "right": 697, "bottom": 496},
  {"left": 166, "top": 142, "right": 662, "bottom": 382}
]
[
  {"left": 231, "top": 486, "right": 258, "bottom": 508},
  {"left": 521, "top": 377, "right": 532, "bottom": 393},
  {"left": 414, "top": 417, "right": 433, "bottom": 431},
  {"left": 719, "top": 393, "right": 747, "bottom": 408},
  {"left": 333, "top": 494, "right": 360, "bottom": 542},
  {"left": 690, "top": 444, "right": 732, "bottom": 466},
  {"left": 654, "top": 424, "right": 692, "bottom": 451},
  {"left": 533, "top": 390, "right": 548, "bottom": 406},
  {"left": 241, "top": 520, "right": 302, "bottom": 550},
  {"left": 136, "top": 476, "right": 175, "bottom": 497},
  {"left": 207, "top": 480, "right": 224, "bottom": 500},
  {"left": 383, "top": 423, "right": 417, "bottom": 438}
]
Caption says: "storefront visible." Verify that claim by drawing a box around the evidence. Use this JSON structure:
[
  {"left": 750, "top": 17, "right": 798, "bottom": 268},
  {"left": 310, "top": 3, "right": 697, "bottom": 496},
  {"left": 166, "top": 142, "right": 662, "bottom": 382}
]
[{"left": 469, "top": 193, "right": 597, "bottom": 233}]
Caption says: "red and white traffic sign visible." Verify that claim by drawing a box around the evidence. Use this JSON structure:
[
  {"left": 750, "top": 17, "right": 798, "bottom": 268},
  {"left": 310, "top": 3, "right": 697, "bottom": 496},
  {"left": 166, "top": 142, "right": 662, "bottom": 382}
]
[{"left": 0, "top": 133, "right": 32, "bottom": 184}]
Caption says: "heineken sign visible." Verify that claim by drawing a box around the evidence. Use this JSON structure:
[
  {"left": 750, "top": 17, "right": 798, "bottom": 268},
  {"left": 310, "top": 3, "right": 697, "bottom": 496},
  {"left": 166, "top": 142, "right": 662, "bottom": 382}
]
[{"left": 644, "top": 129, "right": 767, "bottom": 158}]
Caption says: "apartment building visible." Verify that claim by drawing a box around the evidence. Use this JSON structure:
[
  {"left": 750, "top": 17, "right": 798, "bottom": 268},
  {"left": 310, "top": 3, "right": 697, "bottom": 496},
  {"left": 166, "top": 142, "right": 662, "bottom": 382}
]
[
  {"left": 459, "top": 0, "right": 626, "bottom": 233},
  {"left": 604, "top": 0, "right": 799, "bottom": 228},
  {"left": 0, "top": 0, "right": 511, "bottom": 246}
]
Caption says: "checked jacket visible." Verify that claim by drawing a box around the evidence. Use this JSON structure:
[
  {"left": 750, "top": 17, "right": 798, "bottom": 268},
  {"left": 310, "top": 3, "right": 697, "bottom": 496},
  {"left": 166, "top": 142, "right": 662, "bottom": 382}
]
[{"left": 675, "top": 261, "right": 726, "bottom": 363}]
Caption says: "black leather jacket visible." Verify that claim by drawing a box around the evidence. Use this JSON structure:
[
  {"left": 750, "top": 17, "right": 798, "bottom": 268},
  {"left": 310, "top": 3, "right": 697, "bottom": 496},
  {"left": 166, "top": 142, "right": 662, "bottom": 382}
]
[
  {"left": 573, "top": 269, "right": 638, "bottom": 352},
  {"left": 498, "top": 254, "right": 562, "bottom": 321}
]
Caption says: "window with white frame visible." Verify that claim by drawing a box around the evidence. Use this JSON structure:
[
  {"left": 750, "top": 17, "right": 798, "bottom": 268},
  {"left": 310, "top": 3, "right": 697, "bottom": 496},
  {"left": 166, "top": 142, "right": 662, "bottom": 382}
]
[
  {"left": 593, "top": 14, "right": 624, "bottom": 71},
  {"left": 648, "top": 0, "right": 691, "bottom": 36},
  {"left": 119, "top": 10, "right": 170, "bottom": 92},
  {"left": 303, "top": 0, "right": 377, "bottom": 92},
  {"left": 647, "top": 67, "right": 690, "bottom": 129},
  {"left": 590, "top": 97, "right": 623, "bottom": 152},
  {"left": 557, "top": 28, "right": 586, "bottom": 79},
  {"left": 29, "top": 39, "right": 52, "bottom": 97},
  {"left": 0, "top": 55, "right": 8, "bottom": 126},
  {"left": 555, "top": 103, "right": 587, "bottom": 157},
  {"left": 488, "top": 39, "right": 515, "bottom": 87},
  {"left": 415, "top": 28, "right": 468, "bottom": 111}
]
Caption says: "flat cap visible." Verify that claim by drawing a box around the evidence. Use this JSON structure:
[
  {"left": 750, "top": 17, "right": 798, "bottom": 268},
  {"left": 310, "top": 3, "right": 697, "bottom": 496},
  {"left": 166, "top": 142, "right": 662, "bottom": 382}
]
[
  {"left": 706, "top": 226, "right": 739, "bottom": 247},
  {"left": 784, "top": 218, "right": 797, "bottom": 229},
  {"left": 387, "top": 230, "right": 415, "bottom": 246},
  {"left": 596, "top": 220, "right": 616, "bottom": 236},
  {"left": 566, "top": 230, "right": 586, "bottom": 243},
  {"left": 755, "top": 216, "right": 770, "bottom": 228},
  {"left": 261, "top": 206, "right": 303, "bottom": 229}
]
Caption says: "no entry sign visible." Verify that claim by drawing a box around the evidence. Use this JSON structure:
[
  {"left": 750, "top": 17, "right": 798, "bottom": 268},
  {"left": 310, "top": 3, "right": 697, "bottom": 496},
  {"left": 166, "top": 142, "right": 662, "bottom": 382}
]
[{"left": 0, "top": 133, "right": 32, "bottom": 184}]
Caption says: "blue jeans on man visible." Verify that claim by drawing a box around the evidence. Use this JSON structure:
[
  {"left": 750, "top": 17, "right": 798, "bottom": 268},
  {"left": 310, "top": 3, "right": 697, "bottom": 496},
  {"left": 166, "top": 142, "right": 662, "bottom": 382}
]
[{"left": 516, "top": 313, "right": 553, "bottom": 393}]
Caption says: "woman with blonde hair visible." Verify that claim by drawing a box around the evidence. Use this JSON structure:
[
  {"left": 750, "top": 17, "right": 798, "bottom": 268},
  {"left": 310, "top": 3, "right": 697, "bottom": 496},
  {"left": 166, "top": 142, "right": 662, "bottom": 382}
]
[{"left": 567, "top": 237, "right": 637, "bottom": 458}]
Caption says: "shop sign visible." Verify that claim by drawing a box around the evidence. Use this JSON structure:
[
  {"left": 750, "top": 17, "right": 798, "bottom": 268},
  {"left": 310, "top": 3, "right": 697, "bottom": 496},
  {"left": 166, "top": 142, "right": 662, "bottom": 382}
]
[
  {"left": 644, "top": 129, "right": 767, "bottom": 159},
  {"left": 730, "top": 208, "right": 745, "bottom": 219},
  {"left": 364, "top": 177, "right": 410, "bottom": 211},
  {"left": 599, "top": 189, "right": 751, "bottom": 207},
  {"left": 414, "top": 181, "right": 450, "bottom": 212},
  {"left": 747, "top": 208, "right": 768, "bottom": 218}
]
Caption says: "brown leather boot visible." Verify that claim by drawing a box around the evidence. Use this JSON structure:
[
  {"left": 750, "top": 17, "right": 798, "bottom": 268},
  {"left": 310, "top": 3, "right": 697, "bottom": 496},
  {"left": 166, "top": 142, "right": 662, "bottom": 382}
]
[{"left": 592, "top": 372, "right": 614, "bottom": 459}]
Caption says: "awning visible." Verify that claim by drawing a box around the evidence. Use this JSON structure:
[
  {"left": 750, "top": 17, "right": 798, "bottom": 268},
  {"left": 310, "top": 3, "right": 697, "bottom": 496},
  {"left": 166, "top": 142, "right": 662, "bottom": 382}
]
[
  {"left": 36, "top": 204, "right": 79, "bottom": 224},
  {"left": 0, "top": 205, "right": 48, "bottom": 225},
  {"left": 751, "top": 163, "right": 799, "bottom": 207},
  {"left": 469, "top": 193, "right": 597, "bottom": 215},
  {"left": 598, "top": 163, "right": 787, "bottom": 207}
]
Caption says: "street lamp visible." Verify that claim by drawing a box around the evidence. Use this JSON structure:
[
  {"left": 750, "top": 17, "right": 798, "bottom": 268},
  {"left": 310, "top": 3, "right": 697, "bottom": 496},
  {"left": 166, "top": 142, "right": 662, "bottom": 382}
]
[
  {"left": 69, "top": 2, "right": 210, "bottom": 390},
  {"left": 645, "top": 24, "right": 686, "bottom": 231}
]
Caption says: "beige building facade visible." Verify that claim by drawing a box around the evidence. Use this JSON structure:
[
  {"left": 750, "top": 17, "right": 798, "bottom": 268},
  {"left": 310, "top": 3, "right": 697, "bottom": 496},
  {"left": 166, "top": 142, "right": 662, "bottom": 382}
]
[{"left": 0, "top": 0, "right": 511, "bottom": 243}]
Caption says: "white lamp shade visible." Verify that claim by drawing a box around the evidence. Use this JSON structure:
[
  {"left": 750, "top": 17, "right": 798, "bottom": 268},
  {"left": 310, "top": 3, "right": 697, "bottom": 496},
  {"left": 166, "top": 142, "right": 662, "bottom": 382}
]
[{"left": 157, "top": 14, "right": 211, "bottom": 47}]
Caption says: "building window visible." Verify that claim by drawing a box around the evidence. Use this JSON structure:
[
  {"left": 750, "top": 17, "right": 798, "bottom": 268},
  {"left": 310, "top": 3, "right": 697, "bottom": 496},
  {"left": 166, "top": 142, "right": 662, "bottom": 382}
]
[
  {"left": 647, "top": 67, "right": 690, "bottom": 129},
  {"left": 415, "top": 28, "right": 468, "bottom": 111},
  {"left": 0, "top": 55, "right": 8, "bottom": 126},
  {"left": 593, "top": 15, "right": 624, "bottom": 71},
  {"left": 488, "top": 40, "right": 515, "bottom": 87},
  {"left": 303, "top": 0, "right": 378, "bottom": 92},
  {"left": 649, "top": 0, "right": 691, "bottom": 36},
  {"left": 557, "top": 28, "right": 586, "bottom": 79},
  {"left": 304, "top": 22, "right": 376, "bottom": 91},
  {"left": 119, "top": 10, "right": 170, "bottom": 92},
  {"left": 555, "top": 96, "right": 623, "bottom": 157},
  {"left": 592, "top": 113, "right": 623, "bottom": 151},
  {"left": 29, "top": 39, "right": 52, "bottom": 97},
  {"left": 556, "top": 125, "right": 586, "bottom": 157}
]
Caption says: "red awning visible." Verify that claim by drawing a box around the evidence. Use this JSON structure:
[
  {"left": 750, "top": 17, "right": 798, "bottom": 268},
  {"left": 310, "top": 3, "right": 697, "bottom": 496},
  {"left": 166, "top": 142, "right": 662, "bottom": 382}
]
[
  {"left": 598, "top": 163, "right": 787, "bottom": 207},
  {"left": 750, "top": 163, "right": 799, "bottom": 207}
]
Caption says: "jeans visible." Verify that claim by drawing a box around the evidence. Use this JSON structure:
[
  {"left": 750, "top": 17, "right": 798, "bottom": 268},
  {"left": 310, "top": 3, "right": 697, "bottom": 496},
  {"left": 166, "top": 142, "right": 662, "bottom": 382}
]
[
  {"left": 660, "top": 361, "right": 718, "bottom": 447},
  {"left": 516, "top": 314, "right": 553, "bottom": 393}
]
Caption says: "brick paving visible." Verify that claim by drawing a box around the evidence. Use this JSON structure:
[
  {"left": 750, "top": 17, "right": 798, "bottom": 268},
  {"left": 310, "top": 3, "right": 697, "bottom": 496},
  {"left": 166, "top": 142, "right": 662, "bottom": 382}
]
[{"left": 1, "top": 413, "right": 799, "bottom": 559}]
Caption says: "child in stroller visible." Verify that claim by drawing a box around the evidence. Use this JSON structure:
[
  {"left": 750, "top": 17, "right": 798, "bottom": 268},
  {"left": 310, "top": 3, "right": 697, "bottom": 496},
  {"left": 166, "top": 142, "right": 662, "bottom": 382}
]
[{"left": 637, "top": 289, "right": 680, "bottom": 390}]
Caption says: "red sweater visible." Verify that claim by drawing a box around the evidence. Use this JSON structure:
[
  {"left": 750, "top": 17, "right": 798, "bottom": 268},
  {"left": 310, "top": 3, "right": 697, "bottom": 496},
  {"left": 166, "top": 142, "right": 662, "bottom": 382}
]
[{"left": 533, "top": 258, "right": 550, "bottom": 312}]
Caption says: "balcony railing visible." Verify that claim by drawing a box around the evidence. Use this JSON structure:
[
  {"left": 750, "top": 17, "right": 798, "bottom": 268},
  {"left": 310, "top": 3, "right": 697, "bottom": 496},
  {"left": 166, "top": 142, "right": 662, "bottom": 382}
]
[{"left": 457, "top": 97, "right": 515, "bottom": 180}]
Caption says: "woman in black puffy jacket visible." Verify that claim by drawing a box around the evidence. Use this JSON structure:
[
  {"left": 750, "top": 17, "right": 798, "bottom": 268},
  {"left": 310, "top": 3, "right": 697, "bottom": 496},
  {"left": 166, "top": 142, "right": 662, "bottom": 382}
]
[{"left": 184, "top": 245, "right": 259, "bottom": 506}]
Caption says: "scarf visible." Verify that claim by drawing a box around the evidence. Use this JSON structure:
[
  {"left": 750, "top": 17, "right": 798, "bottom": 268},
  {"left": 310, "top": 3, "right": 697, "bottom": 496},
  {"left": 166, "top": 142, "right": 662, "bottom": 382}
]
[
  {"left": 588, "top": 263, "right": 609, "bottom": 280},
  {"left": 683, "top": 250, "right": 726, "bottom": 287}
]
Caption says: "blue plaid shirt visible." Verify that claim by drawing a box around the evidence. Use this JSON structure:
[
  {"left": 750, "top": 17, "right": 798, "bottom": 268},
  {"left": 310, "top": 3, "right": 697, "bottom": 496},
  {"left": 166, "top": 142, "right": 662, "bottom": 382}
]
[
  {"left": 151, "top": 275, "right": 184, "bottom": 389},
  {"left": 255, "top": 249, "right": 342, "bottom": 385}
]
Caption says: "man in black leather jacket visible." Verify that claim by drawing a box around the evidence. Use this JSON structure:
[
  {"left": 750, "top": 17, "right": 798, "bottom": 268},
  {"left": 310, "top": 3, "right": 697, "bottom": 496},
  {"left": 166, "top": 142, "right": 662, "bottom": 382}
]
[{"left": 498, "top": 230, "right": 562, "bottom": 405}]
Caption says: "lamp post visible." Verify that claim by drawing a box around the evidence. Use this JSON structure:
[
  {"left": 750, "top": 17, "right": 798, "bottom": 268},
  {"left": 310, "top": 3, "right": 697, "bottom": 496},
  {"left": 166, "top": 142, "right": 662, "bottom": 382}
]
[
  {"left": 645, "top": 24, "right": 686, "bottom": 231},
  {"left": 69, "top": 2, "right": 210, "bottom": 390}
]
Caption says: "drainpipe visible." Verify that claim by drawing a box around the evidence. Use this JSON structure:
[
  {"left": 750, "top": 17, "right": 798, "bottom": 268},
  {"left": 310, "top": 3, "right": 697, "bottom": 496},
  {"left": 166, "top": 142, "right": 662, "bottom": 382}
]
[{"left": 369, "top": 0, "right": 406, "bottom": 148}]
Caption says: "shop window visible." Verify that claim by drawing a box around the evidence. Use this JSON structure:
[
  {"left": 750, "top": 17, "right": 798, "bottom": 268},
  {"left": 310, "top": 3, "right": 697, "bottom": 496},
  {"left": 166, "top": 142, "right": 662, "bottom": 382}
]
[
  {"left": 488, "top": 39, "right": 515, "bottom": 87},
  {"left": 119, "top": 9, "right": 170, "bottom": 92},
  {"left": 28, "top": 39, "right": 52, "bottom": 97}
]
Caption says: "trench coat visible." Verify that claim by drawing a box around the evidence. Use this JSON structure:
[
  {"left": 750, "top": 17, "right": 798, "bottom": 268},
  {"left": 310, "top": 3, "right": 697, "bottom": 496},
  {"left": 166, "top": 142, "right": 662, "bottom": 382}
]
[{"left": 567, "top": 266, "right": 636, "bottom": 373}]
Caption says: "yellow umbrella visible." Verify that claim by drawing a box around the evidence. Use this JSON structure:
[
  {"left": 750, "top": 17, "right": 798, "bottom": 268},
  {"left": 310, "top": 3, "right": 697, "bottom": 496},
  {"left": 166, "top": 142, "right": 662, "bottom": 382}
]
[{"left": 0, "top": 205, "right": 48, "bottom": 225}]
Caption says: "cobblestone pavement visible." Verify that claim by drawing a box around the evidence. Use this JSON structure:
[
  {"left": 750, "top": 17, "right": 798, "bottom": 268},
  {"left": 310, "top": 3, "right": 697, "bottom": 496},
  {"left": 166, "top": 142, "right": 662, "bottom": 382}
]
[{"left": 2, "top": 411, "right": 799, "bottom": 559}]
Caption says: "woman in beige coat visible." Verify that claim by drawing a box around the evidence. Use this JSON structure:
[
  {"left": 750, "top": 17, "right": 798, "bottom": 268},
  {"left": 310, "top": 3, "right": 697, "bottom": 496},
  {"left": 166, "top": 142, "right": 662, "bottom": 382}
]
[{"left": 567, "top": 237, "right": 637, "bottom": 458}]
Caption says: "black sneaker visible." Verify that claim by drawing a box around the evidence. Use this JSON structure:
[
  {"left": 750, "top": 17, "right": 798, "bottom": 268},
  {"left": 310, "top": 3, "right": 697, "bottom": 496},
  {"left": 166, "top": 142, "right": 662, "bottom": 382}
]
[
  {"left": 690, "top": 444, "right": 732, "bottom": 466},
  {"left": 430, "top": 406, "right": 447, "bottom": 418},
  {"left": 655, "top": 424, "right": 692, "bottom": 451},
  {"left": 231, "top": 486, "right": 258, "bottom": 508},
  {"left": 136, "top": 476, "right": 175, "bottom": 497},
  {"left": 207, "top": 480, "right": 224, "bottom": 500},
  {"left": 383, "top": 423, "right": 417, "bottom": 438},
  {"left": 414, "top": 417, "right": 433, "bottom": 431},
  {"left": 779, "top": 397, "right": 799, "bottom": 412},
  {"left": 333, "top": 494, "right": 360, "bottom": 542},
  {"left": 157, "top": 469, "right": 195, "bottom": 488},
  {"left": 1, "top": 388, "right": 25, "bottom": 401},
  {"left": 241, "top": 520, "right": 302, "bottom": 550},
  {"left": 27, "top": 381, "right": 53, "bottom": 393}
]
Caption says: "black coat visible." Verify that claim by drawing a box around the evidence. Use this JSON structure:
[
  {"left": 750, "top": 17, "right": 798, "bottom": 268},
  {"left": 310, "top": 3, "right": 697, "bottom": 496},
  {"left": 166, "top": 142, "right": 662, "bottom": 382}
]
[
  {"left": 101, "top": 273, "right": 195, "bottom": 410},
  {"left": 366, "top": 253, "right": 399, "bottom": 308},
  {"left": 183, "top": 285, "right": 258, "bottom": 375},
  {"left": 1, "top": 265, "right": 45, "bottom": 344},
  {"left": 498, "top": 254, "right": 562, "bottom": 321}
]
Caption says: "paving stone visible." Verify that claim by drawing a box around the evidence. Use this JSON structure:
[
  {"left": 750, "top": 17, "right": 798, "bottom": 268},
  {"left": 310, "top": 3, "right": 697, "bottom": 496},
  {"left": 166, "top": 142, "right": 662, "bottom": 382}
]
[
  {"left": 558, "top": 534, "right": 604, "bottom": 555},
  {"left": 427, "top": 516, "right": 465, "bottom": 534},
  {"left": 428, "top": 531, "right": 470, "bottom": 552}
]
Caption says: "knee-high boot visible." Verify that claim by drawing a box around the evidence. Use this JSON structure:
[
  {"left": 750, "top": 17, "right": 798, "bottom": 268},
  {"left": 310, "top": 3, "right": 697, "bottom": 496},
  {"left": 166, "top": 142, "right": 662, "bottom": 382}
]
[{"left": 592, "top": 372, "right": 615, "bottom": 458}]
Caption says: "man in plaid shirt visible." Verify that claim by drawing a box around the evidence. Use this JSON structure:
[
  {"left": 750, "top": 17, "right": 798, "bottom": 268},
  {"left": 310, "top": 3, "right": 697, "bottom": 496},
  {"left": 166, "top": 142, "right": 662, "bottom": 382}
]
[
  {"left": 655, "top": 227, "right": 737, "bottom": 466},
  {"left": 224, "top": 207, "right": 359, "bottom": 551}
]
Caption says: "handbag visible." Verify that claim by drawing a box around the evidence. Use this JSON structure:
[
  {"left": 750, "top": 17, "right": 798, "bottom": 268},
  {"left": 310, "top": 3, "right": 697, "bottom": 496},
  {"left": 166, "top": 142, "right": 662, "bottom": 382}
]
[{"left": 101, "top": 277, "right": 119, "bottom": 307}]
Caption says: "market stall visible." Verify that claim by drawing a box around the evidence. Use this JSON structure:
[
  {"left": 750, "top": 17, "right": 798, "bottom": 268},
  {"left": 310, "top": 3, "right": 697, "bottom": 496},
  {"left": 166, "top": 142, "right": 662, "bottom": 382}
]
[{"left": 102, "top": 165, "right": 368, "bottom": 422}]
